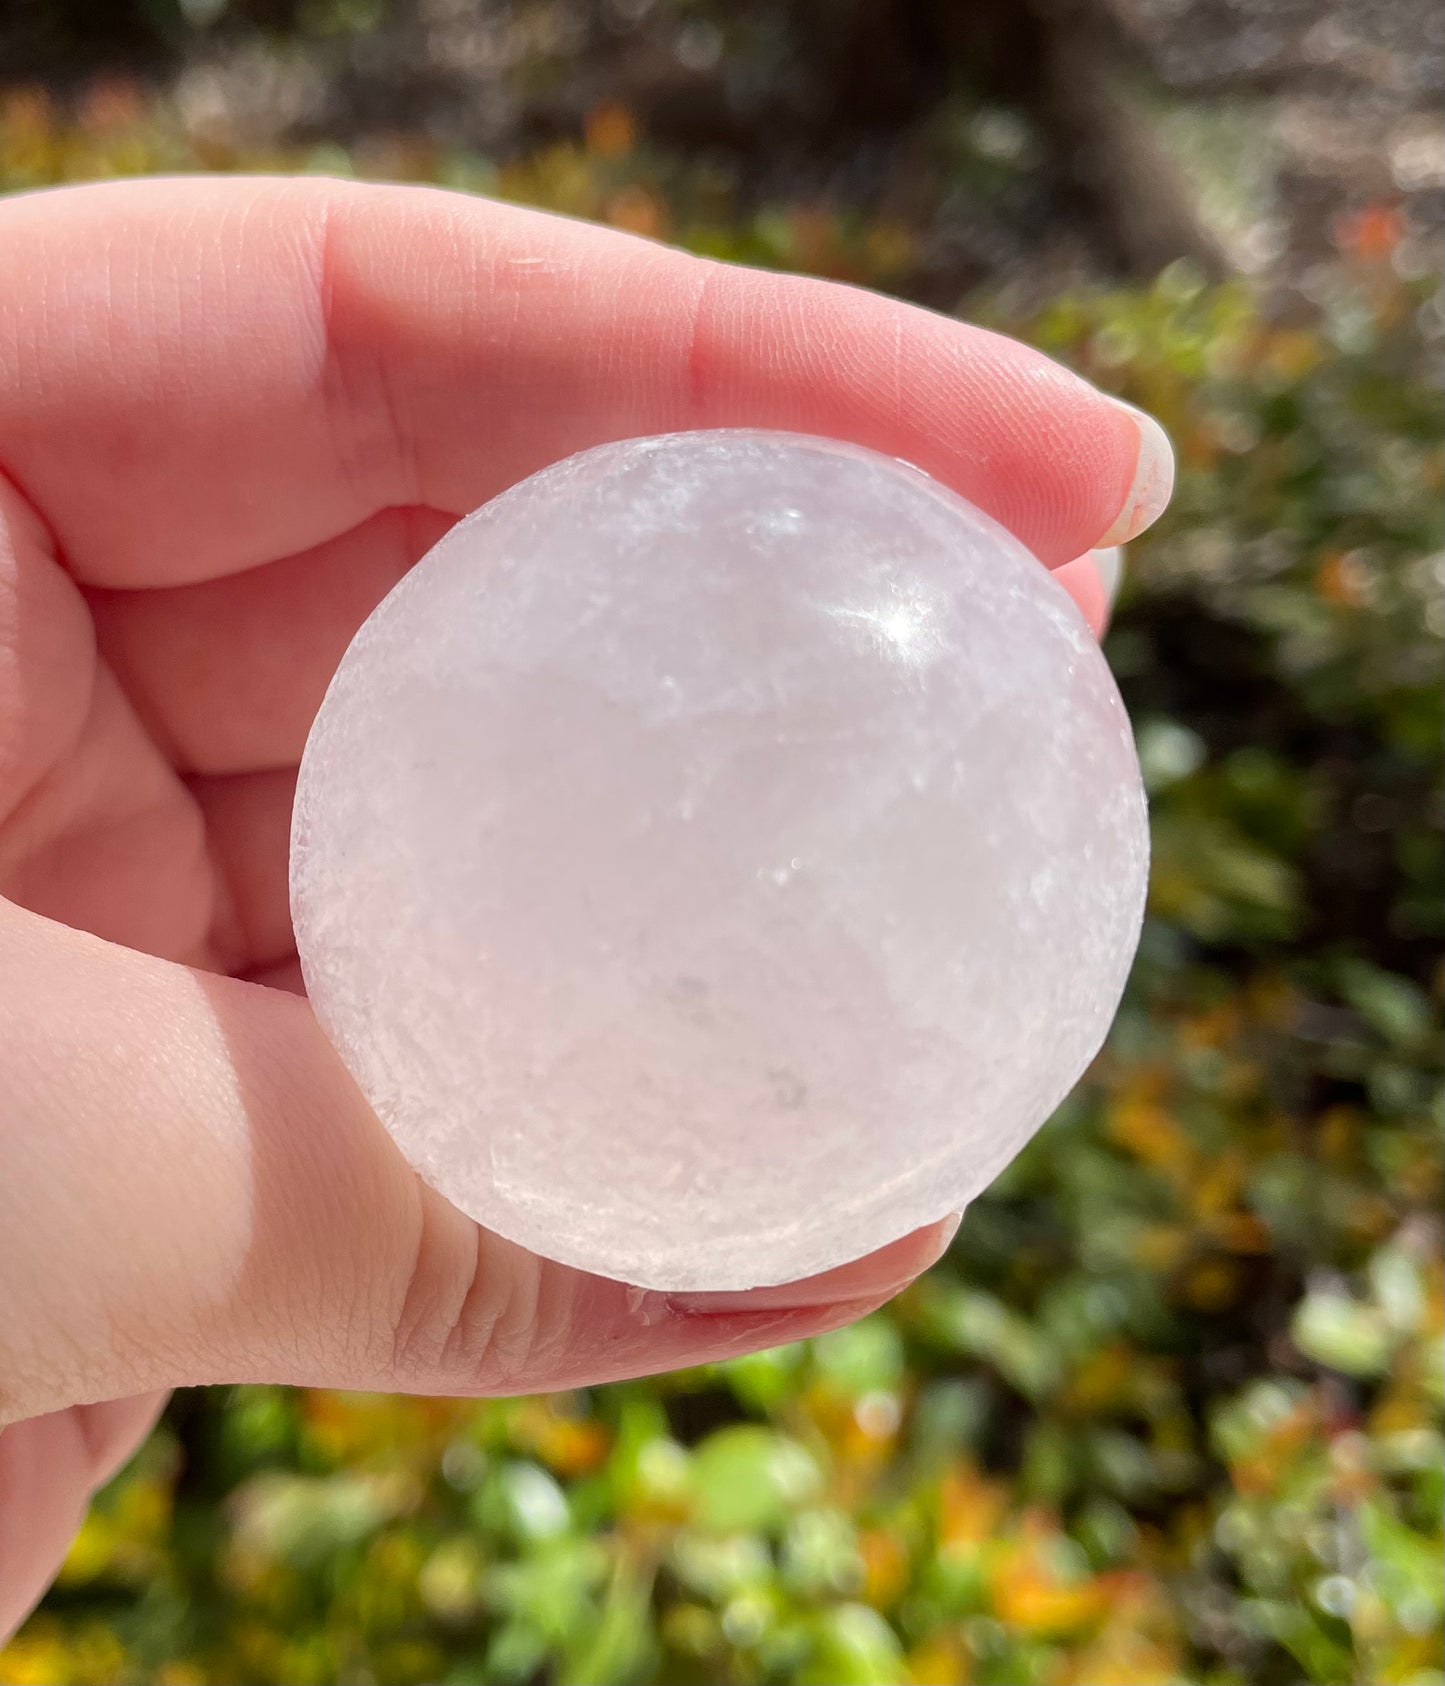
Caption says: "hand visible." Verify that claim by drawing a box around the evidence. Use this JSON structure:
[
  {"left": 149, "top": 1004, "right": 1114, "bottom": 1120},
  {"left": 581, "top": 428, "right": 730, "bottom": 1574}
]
[{"left": 0, "top": 176, "right": 1170, "bottom": 1640}]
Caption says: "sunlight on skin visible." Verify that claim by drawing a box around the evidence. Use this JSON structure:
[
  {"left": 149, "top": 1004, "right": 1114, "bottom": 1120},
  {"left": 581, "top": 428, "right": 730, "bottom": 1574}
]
[{"left": 0, "top": 175, "right": 1171, "bottom": 1642}]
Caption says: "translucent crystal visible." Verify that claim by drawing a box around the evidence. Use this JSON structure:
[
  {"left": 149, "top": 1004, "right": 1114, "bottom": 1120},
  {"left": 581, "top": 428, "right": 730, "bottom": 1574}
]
[{"left": 291, "top": 431, "right": 1149, "bottom": 1290}]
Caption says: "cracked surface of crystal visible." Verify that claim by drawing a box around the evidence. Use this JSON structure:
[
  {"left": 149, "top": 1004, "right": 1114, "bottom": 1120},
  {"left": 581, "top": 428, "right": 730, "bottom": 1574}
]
[{"left": 291, "top": 431, "right": 1149, "bottom": 1290}]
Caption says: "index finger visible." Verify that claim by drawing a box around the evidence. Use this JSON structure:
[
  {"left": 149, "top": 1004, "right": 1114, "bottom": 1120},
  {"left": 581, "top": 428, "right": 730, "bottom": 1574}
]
[{"left": 0, "top": 176, "right": 1169, "bottom": 588}]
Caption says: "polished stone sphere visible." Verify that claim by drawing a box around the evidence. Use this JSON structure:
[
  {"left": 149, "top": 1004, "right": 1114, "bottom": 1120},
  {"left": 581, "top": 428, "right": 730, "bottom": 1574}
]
[{"left": 292, "top": 431, "right": 1148, "bottom": 1290}]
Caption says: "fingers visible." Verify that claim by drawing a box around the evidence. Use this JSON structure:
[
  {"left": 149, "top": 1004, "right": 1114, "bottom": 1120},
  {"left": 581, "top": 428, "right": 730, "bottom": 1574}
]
[
  {"left": 1052, "top": 551, "right": 1112, "bottom": 639},
  {"left": 0, "top": 663, "right": 213, "bottom": 962},
  {"left": 0, "top": 1393, "right": 164, "bottom": 1644},
  {"left": 1, "top": 176, "right": 1168, "bottom": 592},
  {"left": 84, "top": 536, "right": 1128, "bottom": 982},
  {"left": 0, "top": 482, "right": 224, "bottom": 965},
  {"left": 190, "top": 766, "right": 301, "bottom": 970},
  {"left": 89, "top": 510, "right": 1134, "bottom": 793},
  {"left": 0, "top": 1410, "right": 94, "bottom": 1641},
  {"left": 0, "top": 899, "right": 954, "bottom": 1422},
  {"left": 1091, "top": 545, "right": 1125, "bottom": 606},
  {"left": 0, "top": 478, "right": 94, "bottom": 825},
  {"left": 91, "top": 506, "right": 456, "bottom": 776},
  {"left": 1053, "top": 545, "right": 1126, "bottom": 638},
  {"left": 72, "top": 1393, "right": 169, "bottom": 1488}
]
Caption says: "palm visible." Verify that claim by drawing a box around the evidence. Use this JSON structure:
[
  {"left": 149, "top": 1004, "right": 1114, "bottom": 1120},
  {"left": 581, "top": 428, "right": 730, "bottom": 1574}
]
[{"left": 4, "top": 507, "right": 453, "bottom": 981}]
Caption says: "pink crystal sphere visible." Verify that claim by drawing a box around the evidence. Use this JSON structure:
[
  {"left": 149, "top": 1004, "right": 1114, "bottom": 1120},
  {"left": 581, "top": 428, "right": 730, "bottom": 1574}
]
[{"left": 291, "top": 431, "right": 1148, "bottom": 1290}]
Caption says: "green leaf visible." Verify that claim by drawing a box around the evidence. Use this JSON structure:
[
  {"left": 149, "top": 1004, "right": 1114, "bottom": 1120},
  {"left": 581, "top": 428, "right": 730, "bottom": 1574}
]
[
  {"left": 1291, "top": 1291, "right": 1394, "bottom": 1377},
  {"left": 228, "top": 1472, "right": 396, "bottom": 1568},
  {"left": 1360, "top": 1503, "right": 1445, "bottom": 1628},
  {"left": 475, "top": 1462, "right": 572, "bottom": 1545},
  {"left": 925, "top": 1287, "right": 1062, "bottom": 1401},
  {"left": 691, "top": 1428, "right": 822, "bottom": 1533},
  {"left": 798, "top": 1604, "right": 908, "bottom": 1686},
  {"left": 812, "top": 1317, "right": 906, "bottom": 1396},
  {"left": 1336, "top": 960, "right": 1436, "bottom": 1049}
]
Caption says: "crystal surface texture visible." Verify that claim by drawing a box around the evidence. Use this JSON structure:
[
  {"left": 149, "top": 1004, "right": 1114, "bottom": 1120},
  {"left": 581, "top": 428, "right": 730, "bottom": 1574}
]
[{"left": 291, "top": 431, "right": 1149, "bottom": 1290}]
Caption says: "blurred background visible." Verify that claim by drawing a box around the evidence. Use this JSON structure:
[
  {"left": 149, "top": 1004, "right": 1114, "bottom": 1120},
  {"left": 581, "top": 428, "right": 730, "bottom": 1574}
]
[{"left": 1, "top": 2, "right": 1441, "bottom": 1682}]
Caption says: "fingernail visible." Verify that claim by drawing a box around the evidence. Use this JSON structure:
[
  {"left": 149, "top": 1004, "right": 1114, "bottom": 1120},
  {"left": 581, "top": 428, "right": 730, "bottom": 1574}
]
[
  {"left": 1092, "top": 545, "right": 1124, "bottom": 605},
  {"left": 1096, "top": 400, "right": 1174, "bottom": 546},
  {"left": 665, "top": 1213, "right": 963, "bottom": 1315},
  {"left": 935, "top": 1210, "right": 964, "bottom": 1253}
]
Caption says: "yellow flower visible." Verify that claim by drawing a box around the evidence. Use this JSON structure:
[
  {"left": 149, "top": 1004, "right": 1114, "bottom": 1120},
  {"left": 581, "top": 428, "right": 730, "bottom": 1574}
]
[
  {"left": 938, "top": 1463, "right": 1006, "bottom": 1550},
  {"left": 907, "top": 1630, "right": 971, "bottom": 1684},
  {"left": 858, "top": 1527, "right": 910, "bottom": 1608}
]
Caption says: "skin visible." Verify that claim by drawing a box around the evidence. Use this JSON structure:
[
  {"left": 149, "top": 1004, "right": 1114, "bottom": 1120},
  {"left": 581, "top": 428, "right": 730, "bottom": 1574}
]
[{"left": 0, "top": 176, "right": 1167, "bottom": 1641}]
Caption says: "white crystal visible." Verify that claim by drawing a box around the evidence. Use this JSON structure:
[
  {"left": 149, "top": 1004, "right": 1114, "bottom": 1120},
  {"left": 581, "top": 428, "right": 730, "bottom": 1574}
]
[{"left": 291, "top": 431, "right": 1149, "bottom": 1291}]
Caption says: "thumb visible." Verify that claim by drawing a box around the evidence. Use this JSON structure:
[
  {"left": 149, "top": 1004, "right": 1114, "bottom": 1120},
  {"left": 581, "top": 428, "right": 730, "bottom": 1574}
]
[{"left": 0, "top": 900, "right": 953, "bottom": 1422}]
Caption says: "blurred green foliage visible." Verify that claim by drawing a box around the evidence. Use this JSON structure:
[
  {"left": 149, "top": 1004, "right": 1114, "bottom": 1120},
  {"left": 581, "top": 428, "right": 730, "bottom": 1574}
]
[{"left": 1, "top": 77, "right": 1442, "bottom": 1686}]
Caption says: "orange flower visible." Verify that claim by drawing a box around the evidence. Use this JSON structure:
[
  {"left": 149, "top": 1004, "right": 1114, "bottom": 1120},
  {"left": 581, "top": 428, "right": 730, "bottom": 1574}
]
[
  {"left": 1315, "top": 551, "right": 1371, "bottom": 606},
  {"left": 938, "top": 1463, "right": 1007, "bottom": 1549},
  {"left": 1262, "top": 328, "right": 1323, "bottom": 383},
  {"left": 1, "top": 85, "right": 54, "bottom": 143},
  {"left": 858, "top": 1527, "right": 911, "bottom": 1608},
  {"left": 605, "top": 186, "right": 669, "bottom": 240},
  {"left": 1209, "top": 1212, "right": 1271, "bottom": 1254},
  {"left": 78, "top": 77, "right": 144, "bottom": 136},
  {"left": 1335, "top": 202, "right": 1405, "bottom": 262},
  {"left": 585, "top": 102, "right": 636, "bottom": 158},
  {"left": 992, "top": 1567, "right": 1108, "bottom": 1635},
  {"left": 537, "top": 1415, "right": 612, "bottom": 1477},
  {"left": 511, "top": 1397, "right": 612, "bottom": 1475},
  {"left": 1062, "top": 1342, "right": 1135, "bottom": 1413},
  {"left": 907, "top": 1630, "right": 971, "bottom": 1684},
  {"left": 1108, "top": 1096, "right": 1194, "bottom": 1177}
]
